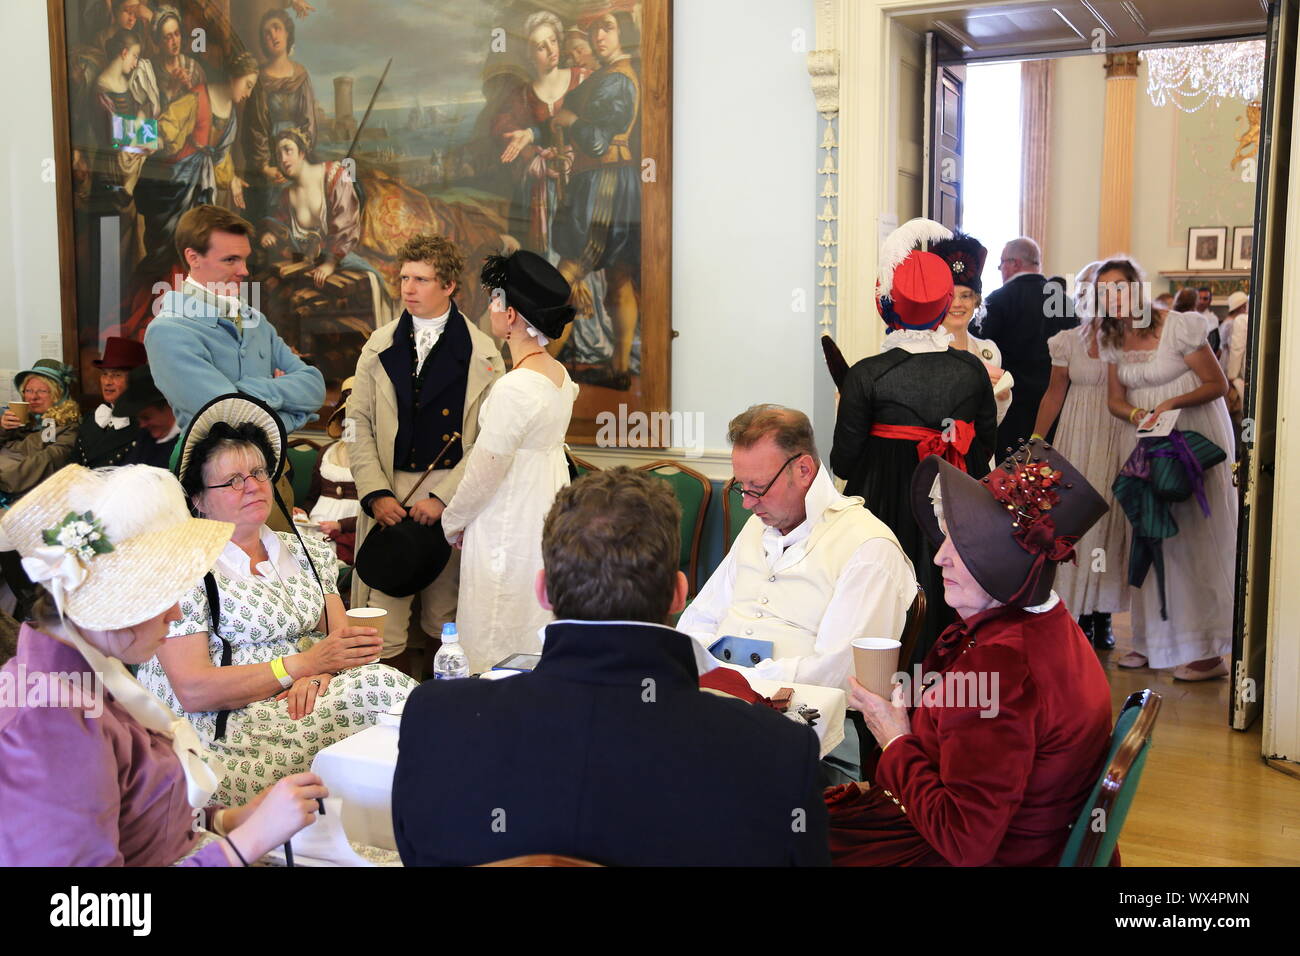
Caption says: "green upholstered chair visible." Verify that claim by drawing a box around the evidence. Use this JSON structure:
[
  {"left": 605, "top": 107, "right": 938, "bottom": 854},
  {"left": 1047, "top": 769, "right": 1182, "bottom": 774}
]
[
  {"left": 1059, "top": 688, "right": 1163, "bottom": 867},
  {"left": 284, "top": 438, "right": 322, "bottom": 511},
  {"left": 637, "top": 460, "right": 712, "bottom": 595},
  {"left": 721, "top": 478, "right": 753, "bottom": 552}
]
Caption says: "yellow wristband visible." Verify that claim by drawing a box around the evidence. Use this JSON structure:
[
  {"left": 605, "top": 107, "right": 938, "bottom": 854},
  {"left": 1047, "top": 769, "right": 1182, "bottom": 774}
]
[{"left": 271, "top": 656, "right": 293, "bottom": 688}]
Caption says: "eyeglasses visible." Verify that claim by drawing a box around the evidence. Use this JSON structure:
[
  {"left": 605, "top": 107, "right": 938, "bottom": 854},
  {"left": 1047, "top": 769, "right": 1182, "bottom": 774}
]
[
  {"left": 730, "top": 453, "right": 803, "bottom": 502},
  {"left": 206, "top": 467, "right": 271, "bottom": 492}
]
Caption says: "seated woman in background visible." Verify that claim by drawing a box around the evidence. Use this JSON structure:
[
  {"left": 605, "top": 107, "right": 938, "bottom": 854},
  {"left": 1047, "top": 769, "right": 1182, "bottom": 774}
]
[
  {"left": 0, "top": 359, "right": 83, "bottom": 622},
  {"left": 136, "top": 395, "right": 416, "bottom": 805},
  {"left": 826, "top": 439, "right": 1114, "bottom": 866},
  {"left": 0, "top": 464, "right": 326, "bottom": 865},
  {"left": 0, "top": 360, "right": 82, "bottom": 507}
]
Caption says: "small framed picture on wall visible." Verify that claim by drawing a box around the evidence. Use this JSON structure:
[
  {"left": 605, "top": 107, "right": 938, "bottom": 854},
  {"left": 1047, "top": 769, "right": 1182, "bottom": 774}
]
[
  {"left": 1232, "top": 227, "right": 1255, "bottom": 271},
  {"left": 1188, "top": 227, "right": 1228, "bottom": 270}
]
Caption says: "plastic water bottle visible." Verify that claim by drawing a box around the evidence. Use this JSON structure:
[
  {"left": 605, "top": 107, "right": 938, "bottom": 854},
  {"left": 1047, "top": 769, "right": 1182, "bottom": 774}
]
[{"left": 433, "top": 622, "right": 470, "bottom": 679}]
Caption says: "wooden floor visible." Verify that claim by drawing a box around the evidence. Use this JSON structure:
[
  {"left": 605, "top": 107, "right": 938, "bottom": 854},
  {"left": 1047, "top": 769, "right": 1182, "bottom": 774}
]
[{"left": 1106, "top": 613, "right": 1300, "bottom": 866}]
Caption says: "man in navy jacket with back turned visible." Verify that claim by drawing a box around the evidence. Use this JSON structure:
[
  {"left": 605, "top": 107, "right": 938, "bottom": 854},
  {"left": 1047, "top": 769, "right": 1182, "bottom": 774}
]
[{"left": 392, "top": 467, "right": 829, "bottom": 866}]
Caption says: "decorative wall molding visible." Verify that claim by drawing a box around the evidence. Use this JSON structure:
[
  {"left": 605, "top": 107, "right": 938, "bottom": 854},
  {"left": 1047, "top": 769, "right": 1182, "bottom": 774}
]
[{"left": 807, "top": 50, "right": 841, "bottom": 116}]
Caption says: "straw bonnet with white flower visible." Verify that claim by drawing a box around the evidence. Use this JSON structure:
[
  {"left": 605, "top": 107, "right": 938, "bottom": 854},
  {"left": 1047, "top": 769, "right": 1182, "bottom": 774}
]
[{"left": 0, "top": 464, "right": 233, "bottom": 631}]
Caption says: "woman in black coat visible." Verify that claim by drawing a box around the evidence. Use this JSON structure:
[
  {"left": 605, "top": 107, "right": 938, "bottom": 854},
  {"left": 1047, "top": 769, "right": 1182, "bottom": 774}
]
[{"left": 831, "top": 220, "right": 997, "bottom": 659}]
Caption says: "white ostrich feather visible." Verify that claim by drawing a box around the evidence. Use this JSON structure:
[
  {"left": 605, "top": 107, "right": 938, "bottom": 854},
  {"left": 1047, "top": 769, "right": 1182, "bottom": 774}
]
[
  {"left": 878, "top": 218, "right": 953, "bottom": 299},
  {"left": 69, "top": 466, "right": 191, "bottom": 543}
]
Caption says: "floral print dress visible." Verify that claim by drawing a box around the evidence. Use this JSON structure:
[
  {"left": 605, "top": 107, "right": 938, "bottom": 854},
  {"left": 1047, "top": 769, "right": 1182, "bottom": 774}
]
[{"left": 137, "top": 529, "right": 416, "bottom": 804}]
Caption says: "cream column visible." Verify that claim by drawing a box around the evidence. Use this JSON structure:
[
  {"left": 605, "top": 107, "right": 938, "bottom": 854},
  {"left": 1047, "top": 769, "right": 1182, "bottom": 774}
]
[
  {"left": 1098, "top": 52, "right": 1139, "bottom": 258},
  {"left": 808, "top": 1, "right": 842, "bottom": 353}
]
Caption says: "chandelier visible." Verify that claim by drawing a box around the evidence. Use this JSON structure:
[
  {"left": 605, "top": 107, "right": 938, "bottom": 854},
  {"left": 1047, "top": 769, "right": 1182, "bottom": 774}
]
[{"left": 1140, "top": 40, "right": 1265, "bottom": 113}]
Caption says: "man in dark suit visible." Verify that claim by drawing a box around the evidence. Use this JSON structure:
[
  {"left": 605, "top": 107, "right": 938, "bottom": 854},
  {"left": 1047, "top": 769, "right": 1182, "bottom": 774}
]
[
  {"left": 116, "top": 364, "right": 180, "bottom": 469},
  {"left": 75, "top": 336, "right": 147, "bottom": 469},
  {"left": 978, "top": 237, "right": 1078, "bottom": 452},
  {"left": 392, "top": 467, "right": 830, "bottom": 867}
]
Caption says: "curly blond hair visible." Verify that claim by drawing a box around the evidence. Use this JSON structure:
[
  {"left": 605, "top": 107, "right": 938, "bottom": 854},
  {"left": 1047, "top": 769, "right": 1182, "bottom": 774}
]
[{"left": 396, "top": 234, "right": 465, "bottom": 293}]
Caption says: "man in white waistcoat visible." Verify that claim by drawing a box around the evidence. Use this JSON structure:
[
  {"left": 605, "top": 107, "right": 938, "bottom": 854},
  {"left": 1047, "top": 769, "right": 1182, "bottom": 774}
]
[
  {"left": 679, "top": 405, "right": 917, "bottom": 694},
  {"left": 680, "top": 405, "right": 916, "bottom": 783}
]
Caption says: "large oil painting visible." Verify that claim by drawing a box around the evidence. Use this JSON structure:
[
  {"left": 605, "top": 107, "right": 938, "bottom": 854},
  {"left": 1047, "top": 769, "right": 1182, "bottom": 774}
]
[{"left": 48, "top": 0, "right": 671, "bottom": 442}]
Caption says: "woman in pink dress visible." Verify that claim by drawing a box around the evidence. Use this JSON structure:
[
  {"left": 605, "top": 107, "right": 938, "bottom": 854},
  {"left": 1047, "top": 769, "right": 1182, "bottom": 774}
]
[{"left": 0, "top": 464, "right": 326, "bottom": 866}]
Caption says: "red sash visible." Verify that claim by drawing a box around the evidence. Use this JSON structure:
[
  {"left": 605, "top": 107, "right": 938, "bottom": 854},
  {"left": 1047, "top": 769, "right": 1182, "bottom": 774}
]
[{"left": 869, "top": 420, "right": 975, "bottom": 472}]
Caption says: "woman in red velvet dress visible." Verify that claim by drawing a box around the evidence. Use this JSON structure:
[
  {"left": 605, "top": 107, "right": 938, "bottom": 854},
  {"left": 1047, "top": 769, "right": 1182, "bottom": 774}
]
[{"left": 826, "top": 438, "right": 1116, "bottom": 866}]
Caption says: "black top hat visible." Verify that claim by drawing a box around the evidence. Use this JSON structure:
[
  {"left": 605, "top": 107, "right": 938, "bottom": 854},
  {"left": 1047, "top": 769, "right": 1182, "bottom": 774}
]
[
  {"left": 929, "top": 232, "right": 989, "bottom": 296},
  {"left": 354, "top": 518, "right": 452, "bottom": 598},
  {"left": 480, "top": 251, "right": 575, "bottom": 340},
  {"left": 112, "top": 364, "right": 168, "bottom": 421},
  {"left": 910, "top": 438, "right": 1107, "bottom": 607}
]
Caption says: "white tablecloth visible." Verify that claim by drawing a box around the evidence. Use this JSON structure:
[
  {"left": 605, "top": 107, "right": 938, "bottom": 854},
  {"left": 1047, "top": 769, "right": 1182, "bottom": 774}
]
[
  {"left": 310, "top": 676, "right": 848, "bottom": 852},
  {"left": 310, "top": 720, "right": 400, "bottom": 851}
]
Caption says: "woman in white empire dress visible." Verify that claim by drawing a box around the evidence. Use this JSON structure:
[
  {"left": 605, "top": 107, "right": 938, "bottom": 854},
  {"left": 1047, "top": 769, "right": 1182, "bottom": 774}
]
[
  {"left": 442, "top": 252, "right": 578, "bottom": 673},
  {"left": 1032, "top": 261, "right": 1130, "bottom": 648},
  {"left": 1096, "top": 257, "right": 1237, "bottom": 681}
]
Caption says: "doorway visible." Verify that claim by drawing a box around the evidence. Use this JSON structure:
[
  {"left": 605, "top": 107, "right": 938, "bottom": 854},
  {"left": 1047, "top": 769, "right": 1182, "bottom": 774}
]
[{"left": 899, "top": 0, "right": 1284, "bottom": 731}]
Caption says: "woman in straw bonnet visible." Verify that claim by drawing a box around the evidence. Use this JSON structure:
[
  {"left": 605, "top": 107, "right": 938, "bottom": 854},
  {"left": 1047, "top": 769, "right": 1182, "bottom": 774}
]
[
  {"left": 825, "top": 438, "right": 1115, "bottom": 866},
  {"left": 136, "top": 395, "right": 415, "bottom": 804},
  {"left": 0, "top": 464, "right": 327, "bottom": 865}
]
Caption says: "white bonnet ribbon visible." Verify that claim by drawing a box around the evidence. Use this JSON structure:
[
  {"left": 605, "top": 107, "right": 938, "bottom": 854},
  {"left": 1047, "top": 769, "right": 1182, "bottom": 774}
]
[
  {"left": 59, "top": 620, "right": 219, "bottom": 809},
  {"left": 21, "top": 546, "right": 88, "bottom": 614},
  {"left": 168, "top": 718, "right": 221, "bottom": 809},
  {"left": 524, "top": 322, "right": 551, "bottom": 347}
]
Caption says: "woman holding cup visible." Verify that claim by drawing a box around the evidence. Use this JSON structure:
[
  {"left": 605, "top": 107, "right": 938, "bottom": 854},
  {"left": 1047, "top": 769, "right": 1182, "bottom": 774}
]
[
  {"left": 1, "top": 360, "right": 82, "bottom": 507},
  {"left": 827, "top": 439, "right": 1115, "bottom": 866},
  {"left": 135, "top": 395, "right": 416, "bottom": 805},
  {"left": 0, "top": 463, "right": 327, "bottom": 865}
]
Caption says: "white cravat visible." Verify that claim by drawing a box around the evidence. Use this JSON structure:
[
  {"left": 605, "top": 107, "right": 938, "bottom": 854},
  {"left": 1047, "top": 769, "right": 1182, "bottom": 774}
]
[
  {"left": 413, "top": 309, "right": 451, "bottom": 374},
  {"left": 94, "top": 403, "right": 131, "bottom": 430}
]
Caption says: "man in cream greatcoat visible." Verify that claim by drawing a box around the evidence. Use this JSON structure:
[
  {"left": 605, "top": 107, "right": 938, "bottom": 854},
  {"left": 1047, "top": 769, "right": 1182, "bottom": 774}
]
[{"left": 347, "top": 235, "right": 503, "bottom": 677}]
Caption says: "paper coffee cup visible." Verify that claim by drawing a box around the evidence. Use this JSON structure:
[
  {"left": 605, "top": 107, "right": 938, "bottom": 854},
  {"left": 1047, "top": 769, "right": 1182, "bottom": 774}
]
[
  {"left": 9, "top": 401, "right": 30, "bottom": 425},
  {"left": 345, "top": 607, "right": 387, "bottom": 645},
  {"left": 852, "top": 637, "right": 902, "bottom": 699}
]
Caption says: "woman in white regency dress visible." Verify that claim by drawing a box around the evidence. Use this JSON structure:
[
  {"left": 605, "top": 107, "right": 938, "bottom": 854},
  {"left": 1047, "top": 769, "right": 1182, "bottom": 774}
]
[
  {"left": 1031, "top": 261, "right": 1130, "bottom": 648},
  {"left": 442, "top": 251, "right": 579, "bottom": 673},
  {"left": 1096, "top": 258, "right": 1237, "bottom": 681}
]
